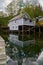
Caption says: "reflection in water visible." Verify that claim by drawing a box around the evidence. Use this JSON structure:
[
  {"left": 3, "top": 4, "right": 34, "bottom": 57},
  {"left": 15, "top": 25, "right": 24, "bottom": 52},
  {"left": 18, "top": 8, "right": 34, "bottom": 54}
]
[
  {"left": 5, "top": 34, "right": 43, "bottom": 65},
  {"left": 8, "top": 34, "right": 23, "bottom": 47},
  {"left": 8, "top": 34, "right": 35, "bottom": 47},
  {"left": 7, "top": 51, "right": 43, "bottom": 65}
]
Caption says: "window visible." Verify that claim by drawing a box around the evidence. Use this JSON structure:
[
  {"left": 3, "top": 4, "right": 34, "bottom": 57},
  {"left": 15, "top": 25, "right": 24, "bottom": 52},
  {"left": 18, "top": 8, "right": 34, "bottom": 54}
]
[
  {"left": 30, "top": 19, "right": 32, "bottom": 22},
  {"left": 13, "top": 26, "right": 14, "bottom": 28},
  {"left": 24, "top": 17, "right": 28, "bottom": 21},
  {"left": 15, "top": 20, "right": 16, "bottom": 23}
]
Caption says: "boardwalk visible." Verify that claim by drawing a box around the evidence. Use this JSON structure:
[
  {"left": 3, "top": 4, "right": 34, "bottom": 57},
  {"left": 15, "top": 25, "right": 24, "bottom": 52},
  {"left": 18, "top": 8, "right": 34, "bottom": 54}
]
[{"left": 0, "top": 36, "right": 7, "bottom": 65}]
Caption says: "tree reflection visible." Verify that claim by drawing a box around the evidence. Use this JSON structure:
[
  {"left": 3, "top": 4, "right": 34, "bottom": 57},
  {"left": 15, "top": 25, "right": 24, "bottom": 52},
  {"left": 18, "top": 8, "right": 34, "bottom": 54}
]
[{"left": 5, "top": 32, "right": 43, "bottom": 65}]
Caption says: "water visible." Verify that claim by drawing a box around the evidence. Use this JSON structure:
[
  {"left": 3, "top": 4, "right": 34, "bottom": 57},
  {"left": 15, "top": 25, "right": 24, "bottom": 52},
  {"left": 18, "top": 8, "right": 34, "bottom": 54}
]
[{"left": 1, "top": 32, "right": 43, "bottom": 65}]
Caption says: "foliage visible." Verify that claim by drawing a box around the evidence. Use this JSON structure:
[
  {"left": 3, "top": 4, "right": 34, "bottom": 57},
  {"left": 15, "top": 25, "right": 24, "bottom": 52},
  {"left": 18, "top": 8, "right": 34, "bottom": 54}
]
[
  {"left": 0, "top": 15, "right": 14, "bottom": 26},
  {"left": 21, "top": 5, "right": 43, "bottom": 19},
  {"left": 6, "top": 2, "right": 14, "bottom": 16},
  {"left": 23, "top": 44, "right": 41, "bottom": 57},
  {"left": 34, "top": 5, "right": 43, "bottom": 17}
]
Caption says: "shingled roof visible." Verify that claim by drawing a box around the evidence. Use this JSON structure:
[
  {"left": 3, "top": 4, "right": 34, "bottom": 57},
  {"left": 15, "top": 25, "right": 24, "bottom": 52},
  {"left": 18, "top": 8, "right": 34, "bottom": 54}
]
[{"left": 9, "top": 13, "right": 31, "bottom": 22}]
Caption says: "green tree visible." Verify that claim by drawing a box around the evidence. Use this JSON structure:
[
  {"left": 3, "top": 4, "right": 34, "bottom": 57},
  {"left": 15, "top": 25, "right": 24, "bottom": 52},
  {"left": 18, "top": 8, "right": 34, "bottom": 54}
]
[
  {"left": 21, "top": 5, "right": 43, "bottom": 19},
  {"left": 6, "top": 2, "right": 14, "bottom": 16},
  {"left": 34, "top": 5, "right": 43, "bottom": 17},
  {"left": 21, "top": 6, "right": 34, "bottom": 18}
]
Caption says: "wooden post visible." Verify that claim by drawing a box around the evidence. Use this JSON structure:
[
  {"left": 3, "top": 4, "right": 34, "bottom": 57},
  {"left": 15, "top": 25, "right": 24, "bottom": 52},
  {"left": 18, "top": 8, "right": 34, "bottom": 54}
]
[
  {"left": 29, "top": 26, "right": 30, "bottom": 37},
  {"left": 39, "top": 26, "right": 41, "bottom": 38},
  {"left": 0, "top": 36, "right": 7, "bottom": 65}
]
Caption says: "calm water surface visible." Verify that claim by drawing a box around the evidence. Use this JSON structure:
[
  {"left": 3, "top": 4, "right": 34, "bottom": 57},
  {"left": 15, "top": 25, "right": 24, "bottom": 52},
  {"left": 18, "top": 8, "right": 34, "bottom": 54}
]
[{"left": 1, "top": 33, "right": 43, "bottom": 65}]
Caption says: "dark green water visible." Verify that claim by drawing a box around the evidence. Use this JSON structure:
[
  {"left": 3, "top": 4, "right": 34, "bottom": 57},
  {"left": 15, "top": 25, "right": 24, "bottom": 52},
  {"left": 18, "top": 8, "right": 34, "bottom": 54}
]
[{"left": 0, "top": 32, "right": 43, "bottom": 65}]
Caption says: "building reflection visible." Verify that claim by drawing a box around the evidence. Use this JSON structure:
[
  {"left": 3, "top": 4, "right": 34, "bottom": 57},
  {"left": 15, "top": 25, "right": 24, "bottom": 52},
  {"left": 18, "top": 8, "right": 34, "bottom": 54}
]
[
  {"left": 6, "top": 34, "right": 42, "bottom": 65},
  {"left": 8, "top": 34, "right": 35, "bottom": 47}
]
